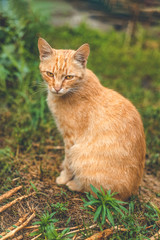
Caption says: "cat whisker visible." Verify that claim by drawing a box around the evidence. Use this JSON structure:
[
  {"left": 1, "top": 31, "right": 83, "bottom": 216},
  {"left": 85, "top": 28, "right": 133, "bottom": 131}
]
[
  {"left": 31, "top": 87, "right": 48, "bottom": 98},
  {"left": 32, "top": 81, "right": 47, "bottom": 88},
  {"left": 67, "top": 87, "right": 80, "bottom": 94},
  {"left": 34, "top": 87, "right": 47, "bottom": 94}
]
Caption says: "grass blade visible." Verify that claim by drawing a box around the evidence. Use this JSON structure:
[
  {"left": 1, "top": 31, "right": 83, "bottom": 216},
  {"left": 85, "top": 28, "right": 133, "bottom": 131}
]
[
  {"left": 106, "top": 208, "right": 114, "bottom": 226},
  {"left": 94, "top": 205, "right": 102, "bottom": 222}
]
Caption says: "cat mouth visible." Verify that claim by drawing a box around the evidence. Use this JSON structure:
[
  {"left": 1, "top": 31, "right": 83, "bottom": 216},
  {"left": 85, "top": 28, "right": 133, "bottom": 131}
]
[
  {"left": 52, "top": 91, "right": 64, "bottom": 96},
  {"left": 50, "top": 88, "right": 66, "bottom": 96},
  {"left": 50, "top": 87, "right": 74, "bottom": 96}
]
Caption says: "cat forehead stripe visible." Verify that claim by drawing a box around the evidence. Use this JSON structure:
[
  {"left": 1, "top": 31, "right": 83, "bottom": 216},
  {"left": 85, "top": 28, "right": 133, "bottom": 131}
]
[
  {"left": 53, "top": 51, "right": 75, "bottom": 73},
  {"left": 53, "top": 55, "right": 65, "bottom": 72}
]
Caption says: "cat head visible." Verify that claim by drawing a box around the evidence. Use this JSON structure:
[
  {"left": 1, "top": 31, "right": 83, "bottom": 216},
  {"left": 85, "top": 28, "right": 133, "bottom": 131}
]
[{"left": 38, "top": 38, "right": 90, "bottom": 96}]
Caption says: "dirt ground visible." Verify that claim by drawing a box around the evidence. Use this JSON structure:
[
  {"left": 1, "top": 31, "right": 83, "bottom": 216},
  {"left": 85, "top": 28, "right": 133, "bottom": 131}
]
[{"left": 0, "top": 144, "right": 160, "bottom": 239}]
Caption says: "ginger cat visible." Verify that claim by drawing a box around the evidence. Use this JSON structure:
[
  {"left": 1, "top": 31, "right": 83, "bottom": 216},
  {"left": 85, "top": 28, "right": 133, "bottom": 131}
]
[{"left": 38, "top": 38, "right": 146, "bottom": 200}]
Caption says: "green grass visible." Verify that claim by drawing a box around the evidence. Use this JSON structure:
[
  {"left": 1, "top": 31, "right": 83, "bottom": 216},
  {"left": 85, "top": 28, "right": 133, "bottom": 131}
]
[
  {"left": 31, "top": 0, "right": 72, "bottom": 17},
  {"left": 83, "top": 186, "right": 160, "bottom": 239},
  {"left": 29, "top": 186, "right": 160, "bottom": 240},
  {"left": 0, "top": 6, "right": 159, "bottom": 172}
]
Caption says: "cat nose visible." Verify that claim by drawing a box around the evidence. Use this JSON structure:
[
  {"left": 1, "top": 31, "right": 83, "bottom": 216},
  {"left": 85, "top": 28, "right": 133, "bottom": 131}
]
[{"left": 54, "top": 86, "right": 61, "bottom": 93}]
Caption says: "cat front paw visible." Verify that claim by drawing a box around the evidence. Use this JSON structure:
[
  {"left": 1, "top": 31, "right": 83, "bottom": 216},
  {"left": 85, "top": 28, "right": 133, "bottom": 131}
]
[
  {"left": 66, "top": 179, "right": 82, "bottom": 192},
  {"left": 56, "top": 176, "right": 67, "bottom": 185},
  {"left": 56, "top": 170, "right": 72, "bottom": 185}
]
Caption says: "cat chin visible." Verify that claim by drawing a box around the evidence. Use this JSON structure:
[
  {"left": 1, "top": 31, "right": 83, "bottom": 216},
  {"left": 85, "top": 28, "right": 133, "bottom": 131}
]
[
  {"left": 49, "top": 89, "right": 67, "bottom": 96},
  {"left": 51, "top": 92, "right": 65, "bottom": 96}
]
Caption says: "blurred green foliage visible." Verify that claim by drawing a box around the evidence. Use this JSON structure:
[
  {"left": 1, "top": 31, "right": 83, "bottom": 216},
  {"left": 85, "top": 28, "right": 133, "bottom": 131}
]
[{"left": 0, "top": 0, "right": 159, "bottom": 179}]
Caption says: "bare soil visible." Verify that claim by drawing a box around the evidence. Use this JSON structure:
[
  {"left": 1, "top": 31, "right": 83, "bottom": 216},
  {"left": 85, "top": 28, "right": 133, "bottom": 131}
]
[{"left": 0, "top": 142, "right": 160, "bottom": 239}]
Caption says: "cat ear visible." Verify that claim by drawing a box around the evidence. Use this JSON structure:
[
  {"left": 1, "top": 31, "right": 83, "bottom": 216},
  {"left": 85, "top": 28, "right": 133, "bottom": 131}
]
[
  {"left": 38, "top": 37, "right": 54, "bottom": 61},
  {"left": 74, "top": 43, "right": 90, "bottom": 67}
]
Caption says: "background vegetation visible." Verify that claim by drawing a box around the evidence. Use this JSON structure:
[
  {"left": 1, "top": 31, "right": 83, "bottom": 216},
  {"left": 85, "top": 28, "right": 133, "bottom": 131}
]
[
  {"left": 0, "top": 0, "right": 159, "bottom": 177},
  {"left": 0, "top": 0, "right": 160, "bottom": 239}
]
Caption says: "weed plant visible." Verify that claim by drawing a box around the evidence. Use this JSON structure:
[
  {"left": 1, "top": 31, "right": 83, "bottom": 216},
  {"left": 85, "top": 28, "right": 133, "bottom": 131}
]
[
  {"left": 31, "top": 211, "right": 73, "bottom": 240},
  {"left": 31, "top": 211, "right": 58, "bottom": 235},
  {"left": 83, "top": 185, "right": 128, "bottom": 230},
  {"left": 83, "top": 186, "right": 160, "bottom": 239},
  {"left": 51, "top": 202, "right": 68, "bottom": 214}
]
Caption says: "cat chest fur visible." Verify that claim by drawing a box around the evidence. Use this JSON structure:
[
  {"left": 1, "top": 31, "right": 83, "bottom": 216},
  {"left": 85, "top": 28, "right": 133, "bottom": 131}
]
[{"left": 47, "top": 90, "right": 90, "bottom": 140}]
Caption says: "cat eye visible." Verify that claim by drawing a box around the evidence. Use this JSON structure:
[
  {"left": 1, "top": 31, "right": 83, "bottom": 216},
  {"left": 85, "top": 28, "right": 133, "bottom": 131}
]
[
  {"left": 65, "top": 75, "right": 74, "bottom": 80},
  {"left": 47, "top": 72, "right": 54, "bottom": 77}
]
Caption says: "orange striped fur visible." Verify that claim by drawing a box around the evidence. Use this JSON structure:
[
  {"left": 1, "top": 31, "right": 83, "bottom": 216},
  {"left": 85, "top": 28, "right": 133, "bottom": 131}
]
[{"left": 38, "top": 38, "right": 146, "bottom": 200}]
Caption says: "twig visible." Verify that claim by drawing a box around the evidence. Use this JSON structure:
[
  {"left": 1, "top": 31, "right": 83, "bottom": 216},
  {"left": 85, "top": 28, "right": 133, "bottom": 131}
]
[
  {"left": 46, "top": 146, "right": 64, "bottom": 150},
  {"left": 105, "top": 218, "right": 110, "bottom": 225},
  {"left": 1, "top": 212, "right": 36, "bottom": 240},
  {"left": 72, "top": 234, "right": 77, "bottom": 240},
  {"left": 88, "top": 205, "right": 96, "bottom": 211},
  {"left": 85, "top": 225, "right": 128, "bottom": 240},
  {"left": 12, "top": 235, "right": 23, "bottom": 240},
  {"left": 0, "top": 213, "right": 29, "bottom": 236},
  {"left": 85, "top": 228, "right": 113, "bottom": 240},
  {"left": 0, "top": 186, "right": 22, "bottom": 203},
  {"left": 0, "top": 193, "right": 34, "bottom": 213},
  {"left": 149, "top": 229, "right": 160, "bottom": 240},
  {"left": 31, "top": 233, "right": 42, "bottom": 240},
  {"left": 146, "top": 225, "right": 153, "bottom": 229},
  {"left": 72, "top": 198, "right": 83, "bottom": 202},
  {"left": 64, "top": 224, "right": 97, "bottom": 236},
  {"left": 57, "top": 225, "right": 82, "bottom": 231},
  {"left": 25, "top": 223, "right": 83, "bottom": 237},
  {"left": 113, "top": 225, "right": 127, "bottom": 231},
  {"left": 25, "top": 225, "right": 40, "bottom": 229}
]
